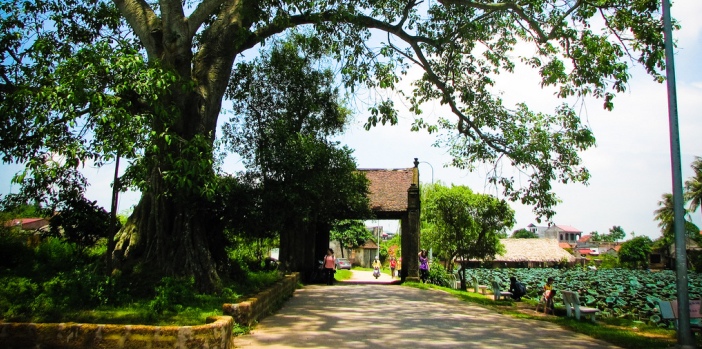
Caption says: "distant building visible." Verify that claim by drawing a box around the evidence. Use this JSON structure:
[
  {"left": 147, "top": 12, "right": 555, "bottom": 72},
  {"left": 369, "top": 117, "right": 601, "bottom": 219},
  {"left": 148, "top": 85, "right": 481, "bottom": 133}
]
[
  {"left": 463, "top": 238, "right": 575, "bottom": 268},
  {"left": 4, "top": 218, "right": 49, "bottom": 231},
  {"left": 544, "top": 224, "right": 582, "bottom": 247},
  {"left": 526, "top": 223, "right": 549, "bottom": 238}
]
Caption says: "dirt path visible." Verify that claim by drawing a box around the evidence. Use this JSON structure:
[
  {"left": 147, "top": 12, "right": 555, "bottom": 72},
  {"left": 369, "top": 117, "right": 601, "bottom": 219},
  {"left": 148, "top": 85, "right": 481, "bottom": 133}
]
[{"left": 233, "top": 271, "right": 620, "bottom": 348}]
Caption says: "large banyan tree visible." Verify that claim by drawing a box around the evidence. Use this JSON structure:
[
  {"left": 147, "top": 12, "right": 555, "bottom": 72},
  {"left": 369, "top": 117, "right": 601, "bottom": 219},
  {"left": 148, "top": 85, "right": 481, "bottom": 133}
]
[{"left": 0, "top": 0, "right": 669, "bottom": 290}]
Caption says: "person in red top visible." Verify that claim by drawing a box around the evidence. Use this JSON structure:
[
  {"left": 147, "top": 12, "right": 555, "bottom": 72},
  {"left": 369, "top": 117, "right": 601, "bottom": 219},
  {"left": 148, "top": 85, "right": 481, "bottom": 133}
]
[
  {"left": 323, "top": 248, "right": 336, "bottom": 285},
  {"left": 389, "top": 256, "right": 397, "bottom": 278}
]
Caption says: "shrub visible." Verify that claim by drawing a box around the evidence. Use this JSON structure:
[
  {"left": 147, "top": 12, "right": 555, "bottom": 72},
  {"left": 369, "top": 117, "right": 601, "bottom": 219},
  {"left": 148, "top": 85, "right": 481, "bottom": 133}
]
[
  {"left": 428, "top": 264, "right": 451, "bottom": 287},
  {"left": 0, "top": 229, "right": 33, "bottom": 271},
  {"left": 34, "top": 237, "right": 82, "bottom": 274},
  {"left": 148, "top": 276, "right": 196, "bottom": 314},
  {"left": 0, "top": 276, "right": 39, "bottom": 321}
]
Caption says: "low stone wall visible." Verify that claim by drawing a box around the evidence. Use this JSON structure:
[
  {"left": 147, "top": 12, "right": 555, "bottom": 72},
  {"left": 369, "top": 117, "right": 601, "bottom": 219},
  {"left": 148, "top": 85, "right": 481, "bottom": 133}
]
[
  {"left": 223, "top": 272, "right": 299, "bottom": 326},
  {"left": 0, "top": 315, "right": 233, "bottom": 349}
]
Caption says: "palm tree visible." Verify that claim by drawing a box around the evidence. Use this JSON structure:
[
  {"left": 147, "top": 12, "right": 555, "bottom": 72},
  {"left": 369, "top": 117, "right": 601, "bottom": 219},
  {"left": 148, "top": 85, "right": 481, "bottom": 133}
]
[
  {"left": 654, "top": 193, "right": 700, "bottom": 246},
  {"left": 684, "top": 156, "right": 702, "bottom": 220},
  {"left": 654, "top": 193, "right": 675, "bottom": 244}
]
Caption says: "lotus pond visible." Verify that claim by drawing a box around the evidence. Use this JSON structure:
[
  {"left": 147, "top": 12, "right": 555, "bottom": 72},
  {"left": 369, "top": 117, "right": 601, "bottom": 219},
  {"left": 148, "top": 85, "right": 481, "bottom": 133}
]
[{"left": 460, "top": 268, "right": 702, "bottom": 327}]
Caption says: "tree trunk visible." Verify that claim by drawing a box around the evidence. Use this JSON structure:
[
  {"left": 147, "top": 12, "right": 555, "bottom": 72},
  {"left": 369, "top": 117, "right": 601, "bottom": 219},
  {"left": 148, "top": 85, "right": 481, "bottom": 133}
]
[{"left": 113, "top": 164, "right": 223, "bottom": 291}]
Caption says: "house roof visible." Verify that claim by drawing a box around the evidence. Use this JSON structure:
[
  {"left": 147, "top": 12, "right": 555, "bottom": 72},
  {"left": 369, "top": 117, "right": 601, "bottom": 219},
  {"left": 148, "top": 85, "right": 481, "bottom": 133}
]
[
  {"left": 359, "top": 168, "right": 415, "bottom": 213},
  {"left": 578, "top": 249, "right": 592, "bottom": 255},
  {"left": 559, "top": 242, "right": 573, "bottom": 249},
  {"left": 492, "top": 239, "right": 575, "bottom": 263},
  {"left": 578, "top": 235, "right": 591, "bottom": 243},
  {"left": 4, "top": 218, "right": 49, "bottom": 229},
  {"left": 361, "top": 239, "right": 379, "bottom": 249},
  {"left": 552, "top": 225, "right": 582, "bottom": 233}
]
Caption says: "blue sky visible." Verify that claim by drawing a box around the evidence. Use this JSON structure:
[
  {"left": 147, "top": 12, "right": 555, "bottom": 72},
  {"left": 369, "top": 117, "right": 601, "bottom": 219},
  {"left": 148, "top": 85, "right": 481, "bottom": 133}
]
[{"left": 2, "top": 1, "right": 701, "bottom": 240}]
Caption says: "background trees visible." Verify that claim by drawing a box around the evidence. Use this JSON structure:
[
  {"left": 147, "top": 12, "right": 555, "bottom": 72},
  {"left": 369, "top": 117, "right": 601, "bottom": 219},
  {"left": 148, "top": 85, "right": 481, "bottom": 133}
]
[
  {"left": 421, "top": 183, "right": 514, "bottom": 288},
  {"left": 511, "top": 229, "right": 538, "bottom": 239},
  {"left": 684, "top": 156, "right": 702, "bottom": 221},
  {"left": 222, "top": 38, "right": 371, "bottom": 273},
  {"left": 330, "top": 220, "right": 374, "bottom": 259},
  {"left": 1, "top": 0, "right": 671, "bottom": 290},
  {"left": 618, "top": 236, "right": 653, "bottom": 269}
]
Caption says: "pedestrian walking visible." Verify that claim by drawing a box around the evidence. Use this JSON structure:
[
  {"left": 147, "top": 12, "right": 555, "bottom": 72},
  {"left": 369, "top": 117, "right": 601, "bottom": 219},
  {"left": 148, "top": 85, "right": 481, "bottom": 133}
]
[
  {"left": 418, "top": 249, "right": 429, "bottom": 283},
  {"left": 389, "top": 256, "right": 397, "bottom": 278},
  {"left": 322, "top": 248, "right": 336, "bottom": 285}
]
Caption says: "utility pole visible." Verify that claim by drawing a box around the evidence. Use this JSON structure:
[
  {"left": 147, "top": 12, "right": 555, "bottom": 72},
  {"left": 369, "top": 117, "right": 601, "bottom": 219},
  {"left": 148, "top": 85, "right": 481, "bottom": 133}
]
[{"left": 661, "top": 0, "right": 694, "bottom": 346}]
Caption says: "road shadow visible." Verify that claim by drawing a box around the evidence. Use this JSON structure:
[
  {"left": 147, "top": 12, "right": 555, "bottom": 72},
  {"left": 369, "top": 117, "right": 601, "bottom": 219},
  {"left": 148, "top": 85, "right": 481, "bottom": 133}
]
[{"left": 234, "top": 284, "right": 621, "bottom": 349}]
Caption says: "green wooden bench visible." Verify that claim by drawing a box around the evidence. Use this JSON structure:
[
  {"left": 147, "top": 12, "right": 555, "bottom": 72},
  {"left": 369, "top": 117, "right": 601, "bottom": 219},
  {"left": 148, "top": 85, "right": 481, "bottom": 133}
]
[
  {"left": 491, "top": 279, "right": 513, "bottom": 301},
  {"left": 472, "top": 277, "right": 487, "bottom": 295},
  {"left": 657, "top": 299, "right": 701, "bottom": 333},
  {"left": 562, "top": 290, "right": 599, "bottom": 322}
]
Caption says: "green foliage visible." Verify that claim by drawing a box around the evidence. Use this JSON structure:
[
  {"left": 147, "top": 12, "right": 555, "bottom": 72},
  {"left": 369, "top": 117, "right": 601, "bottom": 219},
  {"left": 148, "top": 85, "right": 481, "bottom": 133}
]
[
  {"left": 597, "top": 254, "right": 621, "bottom": 269},
  {"left": 511, "top": 229, "right": 539, "bottom": 239},
  {"left": 619, "top": 236, "right": 653, "bottom": 269},
  {"left": 463, "top": 268, "right": 702, "bottom": 326},
  {"left": 653, "top": 193, "right": 700, "bottom": 246},
  {"left": 0, "top": 277, "right": 39, "bottom": 321},
  {"left": 148, "top": 277, "right": 196, "bottom": 315},
  {"left": 330, "top": 220, "right": 374, "bottom": 256},
  {"left": 684, "top": 156, "right": 702, "bottom": 218},
  {"left": 48, "top": 194, "right": 117, "bottom": 250},
  {"left": 427, "top": 263, "right": 452, "bottom": 287},
  {"left": 0, "top": 227, "right": 34, "bottom": 271},
  {"left": 600, "top": 226, "right": 626, "bottom": 242},
  {"left": 421, "top": 182, "right": 514, "bottom": 267},
  {"left": 0, "top": 233, "right": 282, "bottom": 324}
]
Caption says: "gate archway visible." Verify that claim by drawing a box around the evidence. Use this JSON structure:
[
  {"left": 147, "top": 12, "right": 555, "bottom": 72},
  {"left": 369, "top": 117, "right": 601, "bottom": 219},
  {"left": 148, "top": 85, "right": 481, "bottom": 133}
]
[{"left": 356, "top": 158, "right": 421, "bottom": 282}]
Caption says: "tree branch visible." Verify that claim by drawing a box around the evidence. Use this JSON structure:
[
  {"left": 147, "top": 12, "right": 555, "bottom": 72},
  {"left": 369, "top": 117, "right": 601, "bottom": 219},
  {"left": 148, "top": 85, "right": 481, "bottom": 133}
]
[
  {"left": 112, "top": 0, "right": 161, "bottom": 59},
  {"left": 188, "top": 0, "right": 227, "bottom": 38},
  {"left": 437, "top": 0, "right": 585, "bottom": 44}
]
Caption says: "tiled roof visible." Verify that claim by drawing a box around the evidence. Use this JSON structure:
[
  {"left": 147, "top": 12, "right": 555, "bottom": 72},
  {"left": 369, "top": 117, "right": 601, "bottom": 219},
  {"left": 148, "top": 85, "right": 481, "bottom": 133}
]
[
  {"left": 559, "top": 242, "right": 573, "bottom": 249},
  {"left": 360, "top": 168, "right": 414, "bottom": 213},
  {"left": 579, "top": 235, "right": 591, "bottom": 243},
  {"left": 362, "top": 239, "right": 379, "bottom": 249},
  {"left": 4, "top": 218, "right": 49, "bottom": 228},
  {"left": 578, "top": 249, "right": 592, "bottom": 255}
]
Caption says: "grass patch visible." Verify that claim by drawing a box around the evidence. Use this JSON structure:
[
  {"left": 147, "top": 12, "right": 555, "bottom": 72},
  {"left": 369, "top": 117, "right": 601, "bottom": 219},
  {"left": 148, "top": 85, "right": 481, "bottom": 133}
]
[
  {"left": 334, "top": 269, "right": 353, "bottom": 281},
  {"left": 405, "top": 283, "right": 684, "bottom": 349}
]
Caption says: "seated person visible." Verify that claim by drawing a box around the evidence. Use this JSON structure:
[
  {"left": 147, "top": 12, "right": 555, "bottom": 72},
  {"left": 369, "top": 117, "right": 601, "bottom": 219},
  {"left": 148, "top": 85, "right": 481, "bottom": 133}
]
[
  {"left": 542, "top": 277, "right": 555, "bottom": 311},
  {"left": 509, "top": 276, "right": 526, "bottom": 301}
]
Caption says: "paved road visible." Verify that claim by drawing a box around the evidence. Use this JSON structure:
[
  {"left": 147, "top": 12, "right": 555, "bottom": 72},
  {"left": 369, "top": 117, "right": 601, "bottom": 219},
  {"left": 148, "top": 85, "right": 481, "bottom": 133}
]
[{"left": 234, "top": 271, "right": 620, "bottom": 348}]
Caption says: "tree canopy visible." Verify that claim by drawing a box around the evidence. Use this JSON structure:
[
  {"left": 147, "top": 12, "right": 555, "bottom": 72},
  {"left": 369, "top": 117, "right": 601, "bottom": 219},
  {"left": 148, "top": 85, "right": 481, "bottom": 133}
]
[
  {"left": 330, "top": 219, "right": 374, "bottom": 258},
  {"left": 0, "top": 0, "right": 672, "bottom": 290},
  {"left": 422, "top": 182, "right": 514, "bottom": 287},
  {"left": 511, "top": 228, "right": 538, "bottom": 239},
  {"left": 618, "top": 236, "right": 652, "bottom": 269}
]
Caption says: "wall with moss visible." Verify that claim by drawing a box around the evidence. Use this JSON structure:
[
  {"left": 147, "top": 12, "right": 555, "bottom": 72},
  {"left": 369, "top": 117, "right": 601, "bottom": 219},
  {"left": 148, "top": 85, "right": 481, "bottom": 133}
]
[
  {"left": 0, "top": 315, "right": 233, "bottom": 349},
  {"left": 223, "top": 272, "right": 299, "bottom": 326}
]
